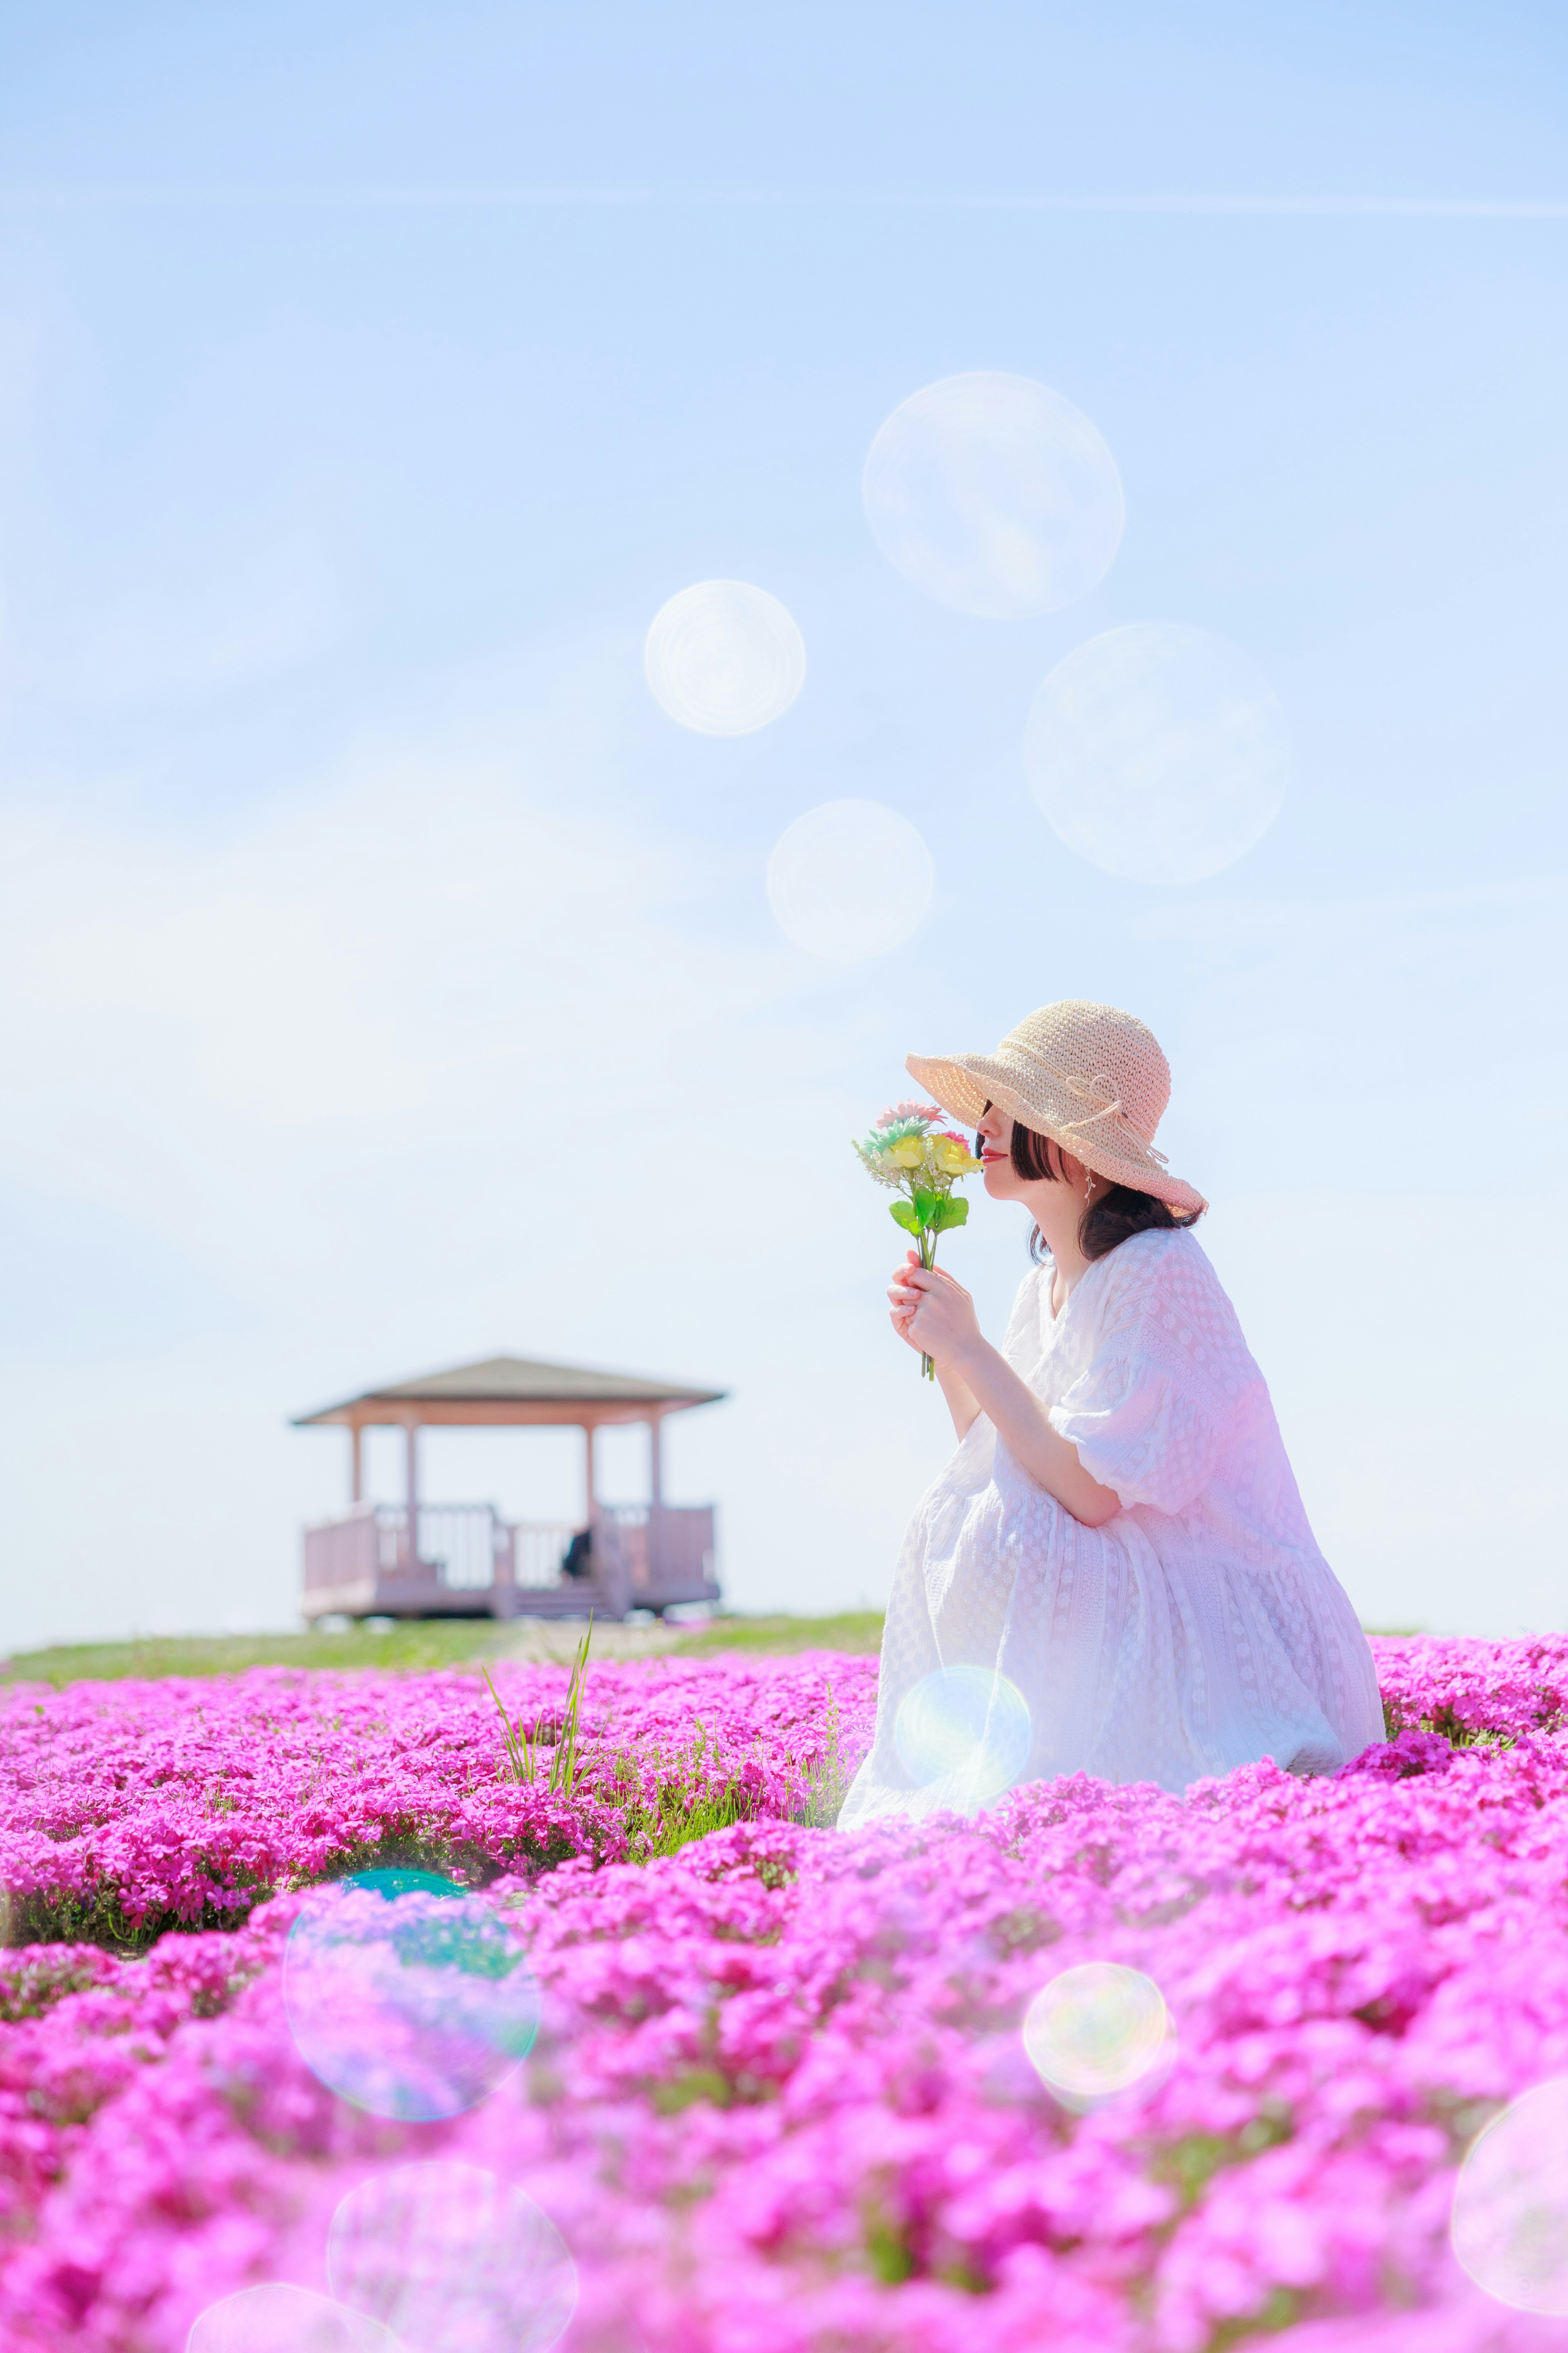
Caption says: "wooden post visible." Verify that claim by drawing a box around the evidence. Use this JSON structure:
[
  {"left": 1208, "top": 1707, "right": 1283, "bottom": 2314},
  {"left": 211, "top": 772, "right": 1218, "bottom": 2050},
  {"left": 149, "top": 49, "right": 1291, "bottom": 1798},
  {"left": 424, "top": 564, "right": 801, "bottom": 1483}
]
[
  {"left": 404, "top": 1420, "right": 420, "bottom": 1568},
  {"left": 647, "top": 1414, "right": 664, "bottom": 1595},
  {"left": 583, "top": 1422, "right": 597, "bottom": 1524},
  {"left": 350, "top": 1423, "right": 363, "bottom": 1506}
]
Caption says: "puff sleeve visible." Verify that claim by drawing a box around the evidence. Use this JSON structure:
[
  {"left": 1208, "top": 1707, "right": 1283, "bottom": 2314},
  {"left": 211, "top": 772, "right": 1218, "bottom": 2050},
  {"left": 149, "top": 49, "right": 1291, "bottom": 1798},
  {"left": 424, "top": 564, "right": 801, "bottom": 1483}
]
[{"left": 1047, "top": 1236, "right": 1256, "bottom": 1516}]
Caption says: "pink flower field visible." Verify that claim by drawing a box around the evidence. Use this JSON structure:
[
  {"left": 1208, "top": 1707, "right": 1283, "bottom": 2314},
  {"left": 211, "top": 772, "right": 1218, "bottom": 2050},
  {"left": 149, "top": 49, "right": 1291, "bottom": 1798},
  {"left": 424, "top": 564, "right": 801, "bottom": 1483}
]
[
  {"left": 0, "top": 1656, "right": 876, "bottom": 1944},
  {"left": 2, "top": 1636, "right": 1568, "bottom": 2352}
]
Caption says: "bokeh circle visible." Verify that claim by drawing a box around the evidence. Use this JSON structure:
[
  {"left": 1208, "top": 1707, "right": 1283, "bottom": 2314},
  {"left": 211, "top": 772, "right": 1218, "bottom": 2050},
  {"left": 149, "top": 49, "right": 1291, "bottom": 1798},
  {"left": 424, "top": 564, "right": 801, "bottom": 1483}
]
[
  {"left": 893, "top": 1664, "right": 1033, "bottom": 1804},
  {"left": 1025, "top": 621, "right": 1289, "bottom": 885},
  {"left": 1023, "top": 1961, "right": 1172, "bottom": 2108},
  {"left": 283, "top": 1869, "right": 539, "bottom": 2122},
  {"left": 329, "top": 2160, "right": 579, "bottom": 2353},
  {"left": 185, "top": 2283, "right": 399, "bottom": 2352},
  {"left": 864, "top": 371, "right": 1125, "bottom": 618},
  {"left": 1452, "top": 2077, "right": 1568, "bottom": 2315},
  {"left": 644, "top": 580, "right": 806, "bottom": 734},
  {"left": 766, "top": 799, "right": 934, "bottom": 961}
]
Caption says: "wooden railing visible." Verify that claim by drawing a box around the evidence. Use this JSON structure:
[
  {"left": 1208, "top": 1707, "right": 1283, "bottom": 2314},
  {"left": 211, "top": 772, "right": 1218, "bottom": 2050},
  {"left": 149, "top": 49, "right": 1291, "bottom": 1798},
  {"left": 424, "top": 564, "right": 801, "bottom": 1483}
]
[
  {"left": 301, "top": 1502, "right": 381, "bottom": 1593},
  {"left": 302, "top": 1500, "right": 718, "bottom": 1616},
  {"left": 597, "top": 1504, "right": 717, "bottom": 1594}
]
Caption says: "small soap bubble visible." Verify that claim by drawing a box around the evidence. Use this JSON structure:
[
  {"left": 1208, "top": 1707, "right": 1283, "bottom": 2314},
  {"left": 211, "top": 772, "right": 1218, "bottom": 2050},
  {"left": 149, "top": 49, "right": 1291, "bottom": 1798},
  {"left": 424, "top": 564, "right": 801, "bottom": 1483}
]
[
  {"left": 329, "top": 2159, "right": 579, "bottom": 2353},
  {"left": 1025, "top": 621, "right": 1288, "bottom": 885},
  {"left": 185, "top": 2282, "right": 399, "bottom": 2353},
  {"left": 644, "top": 579, "right": 806, "bottom": 734},
  {"left": 1452, "top": 2077, "right": 1568, "bottom": 2314},
  {"left": 765, "top": 798, "right": 934, "bottom": 961},
  {"left": 1023, "top": 1961, "right": 1172, "bottom": 2109},
  {"left": 863, "top": 371, "right": 1124, "bottom": 618},
  {"left": 283, "top": 1869, "right": 539, "bottom": 2122},
  {"left": 893, "top": 1665, "right": 1032, "bottom": 1806}
]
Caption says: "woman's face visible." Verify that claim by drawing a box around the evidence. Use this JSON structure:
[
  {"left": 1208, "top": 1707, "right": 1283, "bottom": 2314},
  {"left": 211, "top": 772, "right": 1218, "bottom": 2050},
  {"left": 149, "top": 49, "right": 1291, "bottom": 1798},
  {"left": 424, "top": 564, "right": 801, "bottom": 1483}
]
[{"left": 975, "top": 1103, "right": 1027, "bottom": 1200}]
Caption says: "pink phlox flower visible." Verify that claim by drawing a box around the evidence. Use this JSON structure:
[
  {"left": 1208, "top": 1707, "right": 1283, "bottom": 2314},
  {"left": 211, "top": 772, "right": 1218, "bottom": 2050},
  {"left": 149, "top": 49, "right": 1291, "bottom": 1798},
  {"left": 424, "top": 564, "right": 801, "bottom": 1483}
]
[{"left": 1339, "top": 1729, "right": 1454, "bottom": 1782}]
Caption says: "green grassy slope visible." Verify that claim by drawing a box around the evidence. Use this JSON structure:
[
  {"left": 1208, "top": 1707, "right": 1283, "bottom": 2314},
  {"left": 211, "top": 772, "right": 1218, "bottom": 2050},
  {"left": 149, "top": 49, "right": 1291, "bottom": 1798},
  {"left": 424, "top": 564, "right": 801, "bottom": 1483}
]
[{"left": 0, "top": 1613, "right": 885, "bottom": 1686}]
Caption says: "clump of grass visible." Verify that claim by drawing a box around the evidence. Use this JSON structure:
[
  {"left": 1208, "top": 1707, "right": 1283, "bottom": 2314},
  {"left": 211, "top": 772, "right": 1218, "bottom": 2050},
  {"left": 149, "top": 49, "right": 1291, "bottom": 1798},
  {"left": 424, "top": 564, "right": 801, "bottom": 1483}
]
[
  {"left": 622, "top": 1684, "right": 855, "bottom": 1862},
  {"left": 793, "top": 1682, "right": 852, "bottom": 1827},
  {"left": 1381, "top": 1694, "right": 1521, "bottom": 1752},
  {"left": 483, "top": 1621, "right": 593, "bottom": 1797},
  {"left": 625, "top": 1722, "right": 755, "bottom": 1861}
]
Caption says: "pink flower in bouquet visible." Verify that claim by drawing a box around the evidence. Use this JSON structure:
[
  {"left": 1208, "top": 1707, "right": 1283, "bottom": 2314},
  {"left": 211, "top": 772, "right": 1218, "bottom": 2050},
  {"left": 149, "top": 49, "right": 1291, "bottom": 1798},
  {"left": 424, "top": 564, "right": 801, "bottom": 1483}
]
[{"left": 875, "top": 1101, "right": 947, "bottom": 1129}]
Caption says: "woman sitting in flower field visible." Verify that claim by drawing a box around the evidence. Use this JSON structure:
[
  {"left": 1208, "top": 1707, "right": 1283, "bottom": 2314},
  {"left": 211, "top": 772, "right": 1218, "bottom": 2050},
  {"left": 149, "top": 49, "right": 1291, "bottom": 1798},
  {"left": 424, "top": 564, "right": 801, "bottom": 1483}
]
[{"left": 839, "top": 998, "right": 1383, "bottom": 1823}]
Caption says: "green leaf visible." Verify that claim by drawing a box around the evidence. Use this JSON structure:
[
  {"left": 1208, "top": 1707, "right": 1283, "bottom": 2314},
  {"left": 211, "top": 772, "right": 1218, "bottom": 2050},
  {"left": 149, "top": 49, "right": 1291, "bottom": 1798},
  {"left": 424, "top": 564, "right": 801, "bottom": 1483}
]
[
  {"left": 933, "top": 1194, "right": 970, "bottom": 1231},
  {"left": 911, "top": 1188, "right": 940, "bottom": 1228},
  {"left": 889, "top": 1200, "right": 920, "bottom": 1234}
]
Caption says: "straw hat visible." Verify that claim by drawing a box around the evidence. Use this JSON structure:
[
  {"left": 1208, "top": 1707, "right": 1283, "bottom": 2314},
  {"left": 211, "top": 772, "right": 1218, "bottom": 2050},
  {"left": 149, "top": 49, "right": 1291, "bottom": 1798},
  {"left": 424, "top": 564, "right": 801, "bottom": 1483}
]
[{"left": 906, "top": 999, "right": 1207, "bottom": 1215}]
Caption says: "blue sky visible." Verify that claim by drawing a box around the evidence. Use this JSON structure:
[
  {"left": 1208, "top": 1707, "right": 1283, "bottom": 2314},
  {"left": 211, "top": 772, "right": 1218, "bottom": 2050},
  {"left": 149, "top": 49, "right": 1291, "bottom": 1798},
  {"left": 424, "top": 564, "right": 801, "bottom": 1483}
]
[{"left": 0, "top": 2, "right": 1564, "bottom": 1648}]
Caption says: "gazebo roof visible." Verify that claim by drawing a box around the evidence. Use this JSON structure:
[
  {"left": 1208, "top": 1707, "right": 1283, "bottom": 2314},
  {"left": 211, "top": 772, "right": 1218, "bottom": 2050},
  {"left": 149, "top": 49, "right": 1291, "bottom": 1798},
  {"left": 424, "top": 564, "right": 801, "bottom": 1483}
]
[{"left": 292, "top": 1353, "right": 728, "bottom": 1430}]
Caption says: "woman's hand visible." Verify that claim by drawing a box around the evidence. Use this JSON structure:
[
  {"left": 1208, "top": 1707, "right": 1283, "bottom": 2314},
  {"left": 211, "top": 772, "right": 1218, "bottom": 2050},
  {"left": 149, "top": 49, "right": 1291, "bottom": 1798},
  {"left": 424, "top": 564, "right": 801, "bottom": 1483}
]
[
  {"left": 885, "top": 1251, "right": 1121, "bottom": 1526},
  {"left": 886, "top": 1254, "right": 982, "bottom": 1368}
]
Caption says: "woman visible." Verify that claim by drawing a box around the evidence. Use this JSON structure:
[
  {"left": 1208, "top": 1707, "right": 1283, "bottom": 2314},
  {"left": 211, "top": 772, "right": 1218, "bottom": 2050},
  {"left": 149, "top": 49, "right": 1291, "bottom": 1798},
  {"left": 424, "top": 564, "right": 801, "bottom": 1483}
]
[{"left": 837, "top": 999, "right": 1383, "bottom": 1825}]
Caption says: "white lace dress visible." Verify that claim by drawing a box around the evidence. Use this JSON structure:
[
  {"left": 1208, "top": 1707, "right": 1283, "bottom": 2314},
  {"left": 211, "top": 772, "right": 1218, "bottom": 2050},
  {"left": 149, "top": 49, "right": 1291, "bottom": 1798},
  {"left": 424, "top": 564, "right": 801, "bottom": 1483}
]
[{"left": 838, "top": 1229, "right": 1383, "bottom": 1823}]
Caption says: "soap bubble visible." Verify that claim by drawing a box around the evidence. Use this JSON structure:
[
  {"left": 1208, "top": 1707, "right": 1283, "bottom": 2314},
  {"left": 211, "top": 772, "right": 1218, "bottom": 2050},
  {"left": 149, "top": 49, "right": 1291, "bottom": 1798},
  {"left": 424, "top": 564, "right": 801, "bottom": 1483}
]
[
  {"left": 186, "top": 2283, "right": 399, "bottom": 2352},
  {"left": 1452, "top": 2077, "right": 1568, "bottom": 2314},
  {"left": 1023, "top": 1961, "right": 1173, "bottom": 2109},
  {"left": 864, "top": 372, "right": 1124, "bottom": 618},
  {"left": 330, "top": 2160, "right": 579, "bottom": 2353},
  {"left": 644, "top": 579, "right": 806, "bottom": 734},
  {"left": 1025, "top": 621, "right": 1289, "bottom": 885},
  {"left": 893, "top": 1665, "right": 1032, "bottom": 1805},
  {"left": 283, "top": 1869, "right": 539, "bottom": 2122},
  {"left": 766, "top": 798, "right": 934, "bottom": 961}
]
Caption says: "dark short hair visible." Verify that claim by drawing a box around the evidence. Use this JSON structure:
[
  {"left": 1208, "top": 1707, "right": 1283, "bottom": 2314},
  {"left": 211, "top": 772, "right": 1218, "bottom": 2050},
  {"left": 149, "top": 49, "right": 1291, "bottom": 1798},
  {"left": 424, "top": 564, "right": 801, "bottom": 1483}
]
[{"left": 980, "top": 1107, "right": 1204, "bottom": 1264}]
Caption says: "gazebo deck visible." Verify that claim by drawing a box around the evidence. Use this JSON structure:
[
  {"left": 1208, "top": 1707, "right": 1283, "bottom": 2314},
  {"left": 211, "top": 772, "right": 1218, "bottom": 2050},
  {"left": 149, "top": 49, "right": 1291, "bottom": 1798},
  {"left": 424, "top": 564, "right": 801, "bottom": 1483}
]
[
  {"left": 292, "top": 1353, "right": 726, "bottom": 1624},
  {"left": 300, "top": 1498, "right": 718, "bottom": 1621}
]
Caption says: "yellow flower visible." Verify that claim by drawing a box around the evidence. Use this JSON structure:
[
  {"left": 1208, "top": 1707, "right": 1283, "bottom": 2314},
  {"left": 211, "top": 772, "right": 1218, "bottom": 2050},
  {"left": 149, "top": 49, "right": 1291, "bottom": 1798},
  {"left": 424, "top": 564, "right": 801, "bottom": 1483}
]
[
  {"left": 932, "top": 1136, "right": 981, "bottom": 1175},
  {"left": 891, "top": 1136, "right": 925, "bottom": 1168}
]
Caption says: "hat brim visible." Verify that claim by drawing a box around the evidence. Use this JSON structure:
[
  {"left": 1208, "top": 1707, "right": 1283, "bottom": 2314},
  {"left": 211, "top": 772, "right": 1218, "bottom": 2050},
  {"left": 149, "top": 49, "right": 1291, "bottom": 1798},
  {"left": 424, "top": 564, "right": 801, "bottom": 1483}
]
[{"left": 906, "top": 1048, "right": 1209, "bottom": 1216}]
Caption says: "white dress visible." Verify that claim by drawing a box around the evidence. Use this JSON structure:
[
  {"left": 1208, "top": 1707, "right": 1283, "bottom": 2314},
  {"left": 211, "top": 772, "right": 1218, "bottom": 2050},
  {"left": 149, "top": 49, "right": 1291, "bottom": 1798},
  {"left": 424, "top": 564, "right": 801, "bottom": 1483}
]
[{"left": 838, "top": 1229, "right": 1383, "bottom": 1823}]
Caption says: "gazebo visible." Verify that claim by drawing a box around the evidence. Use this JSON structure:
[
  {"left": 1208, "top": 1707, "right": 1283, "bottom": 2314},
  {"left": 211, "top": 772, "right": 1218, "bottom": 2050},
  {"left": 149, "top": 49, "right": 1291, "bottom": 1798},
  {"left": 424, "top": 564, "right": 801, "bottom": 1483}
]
[{"left": 291, "top": 1354, "right": 726, "bottom": 1624}]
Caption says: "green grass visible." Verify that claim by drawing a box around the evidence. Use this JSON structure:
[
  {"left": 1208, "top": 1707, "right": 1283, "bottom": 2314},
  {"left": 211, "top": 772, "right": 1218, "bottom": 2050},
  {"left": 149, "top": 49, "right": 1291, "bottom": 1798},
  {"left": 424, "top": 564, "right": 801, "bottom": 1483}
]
[
  {"left": 0, "top": 1613, "right": 885, "bottom": 1687},
  {"left": 0, "top": 1622, "right": 532, "bottom": 1686},
  {"left": 669, "top": 1611, "right": 885, "bottom": 1657}
]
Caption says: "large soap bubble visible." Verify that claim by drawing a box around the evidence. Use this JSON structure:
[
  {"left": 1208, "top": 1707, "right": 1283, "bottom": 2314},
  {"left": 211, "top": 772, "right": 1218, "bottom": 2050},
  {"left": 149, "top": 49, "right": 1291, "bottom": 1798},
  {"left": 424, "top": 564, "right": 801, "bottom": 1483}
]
[
  {"left": 863, "top": 372, "right": 1124, "bottom": 618},
  {"left": 186, "top": 2283, "right": 399, "bottom": 2352},
  {"left": 1025, "top": 621, "right": 1289, "bottom": 885},
  {"left": 283, "top": 1869, "right": 539, "bottom": 2122},
  {"left": 766, "top": 798, "right": 934, "bottom": 962},
  {"left": 329, "top": 2160, "right": 579, "bottom": 2353},
  {"left": 644, "top": 579, "right": 806, "bottom": 734},
  {"left": 1023, "top": 1961, "right": 1173, "bottom": 2110},
  {"left": 1452, "top": 2077, "right": 1568, "bottom": 2314},
  {"left": 893, "top": 1664, "right": 1032, "bottom": 1806}
]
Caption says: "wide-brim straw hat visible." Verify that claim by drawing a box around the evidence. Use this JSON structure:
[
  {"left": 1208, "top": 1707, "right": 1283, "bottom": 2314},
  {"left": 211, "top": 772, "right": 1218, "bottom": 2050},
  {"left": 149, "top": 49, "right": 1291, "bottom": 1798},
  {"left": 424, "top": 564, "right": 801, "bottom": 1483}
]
[{"left": 906, "top": 999, "right": 1208, "bottom": 1215}]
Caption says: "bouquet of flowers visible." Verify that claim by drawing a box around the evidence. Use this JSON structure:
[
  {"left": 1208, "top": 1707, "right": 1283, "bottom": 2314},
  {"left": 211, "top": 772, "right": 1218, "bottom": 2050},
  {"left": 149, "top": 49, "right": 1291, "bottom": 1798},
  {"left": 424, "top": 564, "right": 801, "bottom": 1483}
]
[{"left": 853, "top": 1101, "right": 982, "bottom": 1379}]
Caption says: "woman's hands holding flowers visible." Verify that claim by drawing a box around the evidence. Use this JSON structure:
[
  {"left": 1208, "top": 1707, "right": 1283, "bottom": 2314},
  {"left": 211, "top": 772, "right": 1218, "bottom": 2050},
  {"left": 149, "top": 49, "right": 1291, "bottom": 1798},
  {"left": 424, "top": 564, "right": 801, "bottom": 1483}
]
[
  {"left": 888, "top": 1251, "right": 982, "bottom": 1367},
  {"left": 854, "top": 1102, "right": 982, "bottom": 1379}
]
